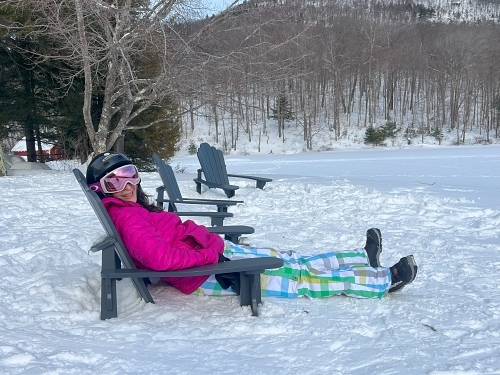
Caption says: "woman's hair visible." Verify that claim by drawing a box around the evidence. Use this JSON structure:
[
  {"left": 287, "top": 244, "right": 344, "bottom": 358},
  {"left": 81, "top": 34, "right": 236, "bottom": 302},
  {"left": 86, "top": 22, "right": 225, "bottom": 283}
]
[{"left": 136, "top": 185, "right": 164, "bottom": 212}]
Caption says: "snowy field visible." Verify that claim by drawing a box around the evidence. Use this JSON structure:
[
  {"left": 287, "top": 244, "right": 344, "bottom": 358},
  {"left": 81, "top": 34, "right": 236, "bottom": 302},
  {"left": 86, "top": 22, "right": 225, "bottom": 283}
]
[{"left": 0, "top": 144, "right": 499, "bottom": 374}]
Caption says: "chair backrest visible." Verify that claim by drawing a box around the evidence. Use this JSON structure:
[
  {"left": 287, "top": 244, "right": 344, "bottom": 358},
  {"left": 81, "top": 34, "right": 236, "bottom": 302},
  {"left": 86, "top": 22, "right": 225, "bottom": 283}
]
[
  {"left": 197, "top": 143, "right": 230, "bottom": 185},
  {"left": 73, "top": 168, "right": 153, "bottom": 306},
  {"left": 152, "top": 153, "right": 183, "bottom": 201},
  {"left": 73, "top": 169, "right": 139, "bottom": 271}
]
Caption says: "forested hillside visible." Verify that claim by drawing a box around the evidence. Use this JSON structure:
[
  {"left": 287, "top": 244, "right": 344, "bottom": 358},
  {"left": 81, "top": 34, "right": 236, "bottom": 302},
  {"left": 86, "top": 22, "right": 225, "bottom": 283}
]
[
  {"left": 173, "top": 0, "right": 500, "bottom": 153},
  {"left": 1, "top": 0, "right": 499, "bottom": 161}
]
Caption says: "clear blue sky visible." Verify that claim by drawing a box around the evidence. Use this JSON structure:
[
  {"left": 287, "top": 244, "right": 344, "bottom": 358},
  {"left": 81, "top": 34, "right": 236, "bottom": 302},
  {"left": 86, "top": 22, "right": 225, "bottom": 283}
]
[{"left": 205, "top": 0, "right": 240, "bottom": 13}]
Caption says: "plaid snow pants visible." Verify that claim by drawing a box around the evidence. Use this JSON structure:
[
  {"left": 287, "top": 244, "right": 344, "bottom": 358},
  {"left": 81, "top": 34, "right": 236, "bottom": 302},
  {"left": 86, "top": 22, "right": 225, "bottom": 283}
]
[{"left": 195, "top": 241, "right": 391, "bottom": 299}]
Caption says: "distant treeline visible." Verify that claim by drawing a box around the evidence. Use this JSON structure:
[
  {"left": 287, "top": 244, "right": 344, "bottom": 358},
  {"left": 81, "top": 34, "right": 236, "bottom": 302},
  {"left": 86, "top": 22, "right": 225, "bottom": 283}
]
[
  {"left": 176, "top": 0, "right": 500, "bottom": 150},
  {"left": 1, "top": 0, "right": 499, "bottom": 160}
]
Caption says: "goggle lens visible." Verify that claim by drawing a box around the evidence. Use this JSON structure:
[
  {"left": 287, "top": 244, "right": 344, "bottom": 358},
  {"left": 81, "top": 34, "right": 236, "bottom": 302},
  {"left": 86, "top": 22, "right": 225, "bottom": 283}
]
[
  {"left": 102, "top": 165, "right": 140, "bottom": 193},
  {"left": 89, "top": 165, "right": 140, "bottom": 193}
]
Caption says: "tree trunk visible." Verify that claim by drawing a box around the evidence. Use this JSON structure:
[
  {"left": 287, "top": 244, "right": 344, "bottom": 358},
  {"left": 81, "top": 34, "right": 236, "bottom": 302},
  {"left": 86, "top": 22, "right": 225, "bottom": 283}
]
[
  {"left": 0, "top": 145, "right": 7, "bottom": 176},
  {"left": 24, "top": 120, "right": 37, "bottom": 162},
  {"left": 189, "top": 98, "right": 195, "bottom": 132},
  {"left": 112, "top": 135, "right": 125, "bottom": 153},
  {"left": 35, "top": 125, "right": 45, "bottom": 163},
  {"left": 212, "top": 102, "right": 219, "bottom": 144}
]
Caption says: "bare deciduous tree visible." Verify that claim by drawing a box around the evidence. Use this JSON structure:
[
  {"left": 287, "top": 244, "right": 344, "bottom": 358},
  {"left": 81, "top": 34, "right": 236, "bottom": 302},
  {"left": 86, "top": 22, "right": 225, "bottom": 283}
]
[
  {"left": 1, "top": 0, "right": 240, "bottom": 153},
  {"left": 431, "top": 25, "right": 489, "bottom": 143}
]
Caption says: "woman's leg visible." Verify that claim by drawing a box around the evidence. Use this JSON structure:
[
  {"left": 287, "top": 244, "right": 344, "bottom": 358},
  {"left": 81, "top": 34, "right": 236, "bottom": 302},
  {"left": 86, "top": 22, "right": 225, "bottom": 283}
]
[
  {"left": 195, "top": 242, "right": 391, "bottom": 298},
  {"left": 224, "top": 241, "right": 370, "bottom": 267}
]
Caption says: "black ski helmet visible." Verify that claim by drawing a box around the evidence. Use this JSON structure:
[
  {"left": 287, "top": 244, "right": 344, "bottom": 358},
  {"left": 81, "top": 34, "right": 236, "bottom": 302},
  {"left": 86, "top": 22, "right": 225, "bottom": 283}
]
[{"left": 86, "top": 152, "right": 134, "bottom": 191}]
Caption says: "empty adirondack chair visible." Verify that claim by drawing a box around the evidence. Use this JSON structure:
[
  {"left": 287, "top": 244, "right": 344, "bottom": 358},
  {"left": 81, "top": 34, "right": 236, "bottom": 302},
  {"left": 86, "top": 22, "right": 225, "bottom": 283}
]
[
  {"left": 151, "top": 153, "right": 254, "bottom": 242},
  {"left": 73, "top": 168, "right": 283, "bottom": 319},
  {"left": 153, "top": 153, "right": 243, "bottom": 213},
  {"left": 194, "top": 143, "right": 273, "bottom": 198}
]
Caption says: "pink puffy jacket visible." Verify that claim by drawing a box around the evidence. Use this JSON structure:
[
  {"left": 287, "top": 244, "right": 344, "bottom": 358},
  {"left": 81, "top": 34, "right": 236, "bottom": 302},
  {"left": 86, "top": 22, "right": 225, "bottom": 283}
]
[{"left": 103, "top": 197, "right": 224, "bottom": 294}]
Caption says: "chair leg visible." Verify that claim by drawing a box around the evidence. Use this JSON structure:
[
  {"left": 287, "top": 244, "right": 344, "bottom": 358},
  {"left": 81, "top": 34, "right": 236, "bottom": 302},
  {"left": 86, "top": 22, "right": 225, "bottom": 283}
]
[
  {"left": 250, "top": 274, "right": 259, "bottom": 317},
  {"left": 101, "top": 247, "right": 119, "bottom": 319},
  {"left": 224, "top": 233, "right": 240, "bottom": 243},
  {"left": 224, "top": 189, "right": 235, "bottom": 198},
  {"left": 196, "top": 170, "right": 203, "bottom": 194},
  {"left": 239, "top": 271, "right": 262, "bottom": 317},
  {"left": 114, "top": 252, "right": 122, "bottom": 281},
  {"left": 256, "top": 181, "right": 266, "bottom": 189},
  {"left": 101, "top": 277, "right": 117, "bottom": 320},
  {"left": 210, "top": 216, "right": 224, "bottom": 227}
]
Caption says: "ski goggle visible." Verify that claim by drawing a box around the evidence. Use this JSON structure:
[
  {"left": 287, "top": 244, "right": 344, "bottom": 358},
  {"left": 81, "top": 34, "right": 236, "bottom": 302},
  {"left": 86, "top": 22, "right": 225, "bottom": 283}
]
[{"left": 89, "top": 165, "right": 140, "bottom": 194}]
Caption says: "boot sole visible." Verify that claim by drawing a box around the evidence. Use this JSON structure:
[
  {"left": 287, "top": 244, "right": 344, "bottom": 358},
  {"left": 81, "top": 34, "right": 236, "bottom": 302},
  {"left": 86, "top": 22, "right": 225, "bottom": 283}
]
[{"left": 367, "top": 228, "right": 382, "bottom": 267}]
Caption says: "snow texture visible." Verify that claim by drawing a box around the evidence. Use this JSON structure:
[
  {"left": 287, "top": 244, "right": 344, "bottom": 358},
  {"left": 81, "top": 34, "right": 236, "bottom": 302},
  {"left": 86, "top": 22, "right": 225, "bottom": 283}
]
[{"left": 0, "top": 145, "right": 499, "bottom": 374}]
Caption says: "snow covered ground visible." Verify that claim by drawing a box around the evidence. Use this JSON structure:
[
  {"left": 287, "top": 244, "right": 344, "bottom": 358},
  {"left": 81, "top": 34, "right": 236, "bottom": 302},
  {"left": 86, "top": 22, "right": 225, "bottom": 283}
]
[{"left": 0, "top": 144, "right": 499, "bottom": 374}]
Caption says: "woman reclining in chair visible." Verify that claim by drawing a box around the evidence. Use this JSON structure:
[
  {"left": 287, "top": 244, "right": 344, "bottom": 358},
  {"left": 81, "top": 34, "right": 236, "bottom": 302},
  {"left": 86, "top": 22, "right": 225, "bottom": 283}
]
[{"left": 86, "top": 152, "right": 418, "bottom": 299}]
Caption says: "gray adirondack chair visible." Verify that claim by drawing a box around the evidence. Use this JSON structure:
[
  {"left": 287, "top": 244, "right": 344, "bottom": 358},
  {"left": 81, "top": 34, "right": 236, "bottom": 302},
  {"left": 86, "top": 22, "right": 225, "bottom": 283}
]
[
  {"left": 152, "top": 153, "right": 254, "bottom": 242},
  {"left": 153, "top": 152, "right": 244, "bottom": 213},
  {"left": 73, "top": 168, "right": 283, "bottom": 319},
  {"left": 194, "top": 143, "right": 272, "bottom": 198}
]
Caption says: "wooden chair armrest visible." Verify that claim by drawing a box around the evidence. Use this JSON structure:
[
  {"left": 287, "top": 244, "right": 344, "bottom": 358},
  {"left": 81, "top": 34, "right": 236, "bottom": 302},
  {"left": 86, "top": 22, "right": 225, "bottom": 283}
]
[
  {"left": 227, "top": 174, "right": 273, "bottom": 183},
  {"left": 102, "top": 257, "right": 283, "bottom": 278}
]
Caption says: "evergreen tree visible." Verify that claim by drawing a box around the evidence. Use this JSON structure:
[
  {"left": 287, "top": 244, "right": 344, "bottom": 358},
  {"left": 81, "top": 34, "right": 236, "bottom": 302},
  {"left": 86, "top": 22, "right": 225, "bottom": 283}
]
[
  {"left": 49, "top": 80, "right": 92, "bottom": 163},
  {"left": 431, "top": 126, "right": 444, "bottom": 145},
  {"left": 124, "top": 97, "right": 181, "bottom": 171},
  {"left": 5, "top": 0, "right": 201, "bottom": 154},
  {"left": 271, "top": 91, "right": 294, "bottom": 140},
  {"left": 271, "top": 92, "right": 294, "bottom": 121},
  {"left": 0, "top": 4, "right": 74, "bottom": 162},
  {"left": 188, "top": 140, "right": 197, "bottom": 155},
  {"left": 404, "top": 125, "right": 418, "bottom": 139},
  {"left": 364, "top": 125, "right": 386, "bottom": 146},
  {"left": 382, "top": 120, "right": 397, "bottom": 138}
]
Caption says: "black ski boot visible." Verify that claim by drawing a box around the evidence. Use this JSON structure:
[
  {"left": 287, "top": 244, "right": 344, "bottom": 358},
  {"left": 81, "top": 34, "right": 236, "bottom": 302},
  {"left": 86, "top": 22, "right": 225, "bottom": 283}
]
[
  {"left": 389, "top": 255, "right": 418, "bottom": 293},
  {"left": 365, "top": 228, "right": 382, "bottom": 268}
]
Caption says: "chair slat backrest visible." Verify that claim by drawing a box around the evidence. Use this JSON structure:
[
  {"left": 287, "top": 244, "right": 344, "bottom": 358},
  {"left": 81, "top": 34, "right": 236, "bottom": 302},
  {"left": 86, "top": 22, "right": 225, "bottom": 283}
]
[
  {"left": 73, "top": 169, "right": 137, "bottom": 269},
  {"left": 152, "top": 153, "right": 183, "bottom": 201},
  {"left": 198, "top": 143, "right": 230, "bottom": 185},
  {"left": 215, "top": 149, "right": 230, "bottom": 184},
  {"left": 73, "top": 169, "right": 152, "bottom": 302}
]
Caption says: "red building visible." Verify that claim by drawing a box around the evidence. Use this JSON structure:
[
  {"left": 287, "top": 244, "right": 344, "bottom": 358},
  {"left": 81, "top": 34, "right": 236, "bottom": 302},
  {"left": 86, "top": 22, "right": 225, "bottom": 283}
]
[{"left": 11, "top": 138, "right": 66, "bottom": 160}]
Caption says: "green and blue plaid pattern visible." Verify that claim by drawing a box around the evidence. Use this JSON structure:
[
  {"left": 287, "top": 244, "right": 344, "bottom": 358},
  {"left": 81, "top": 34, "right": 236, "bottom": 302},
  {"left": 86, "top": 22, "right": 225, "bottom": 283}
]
[{"left": 195, "top": 241, "right": 391, "bottom": 299}]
